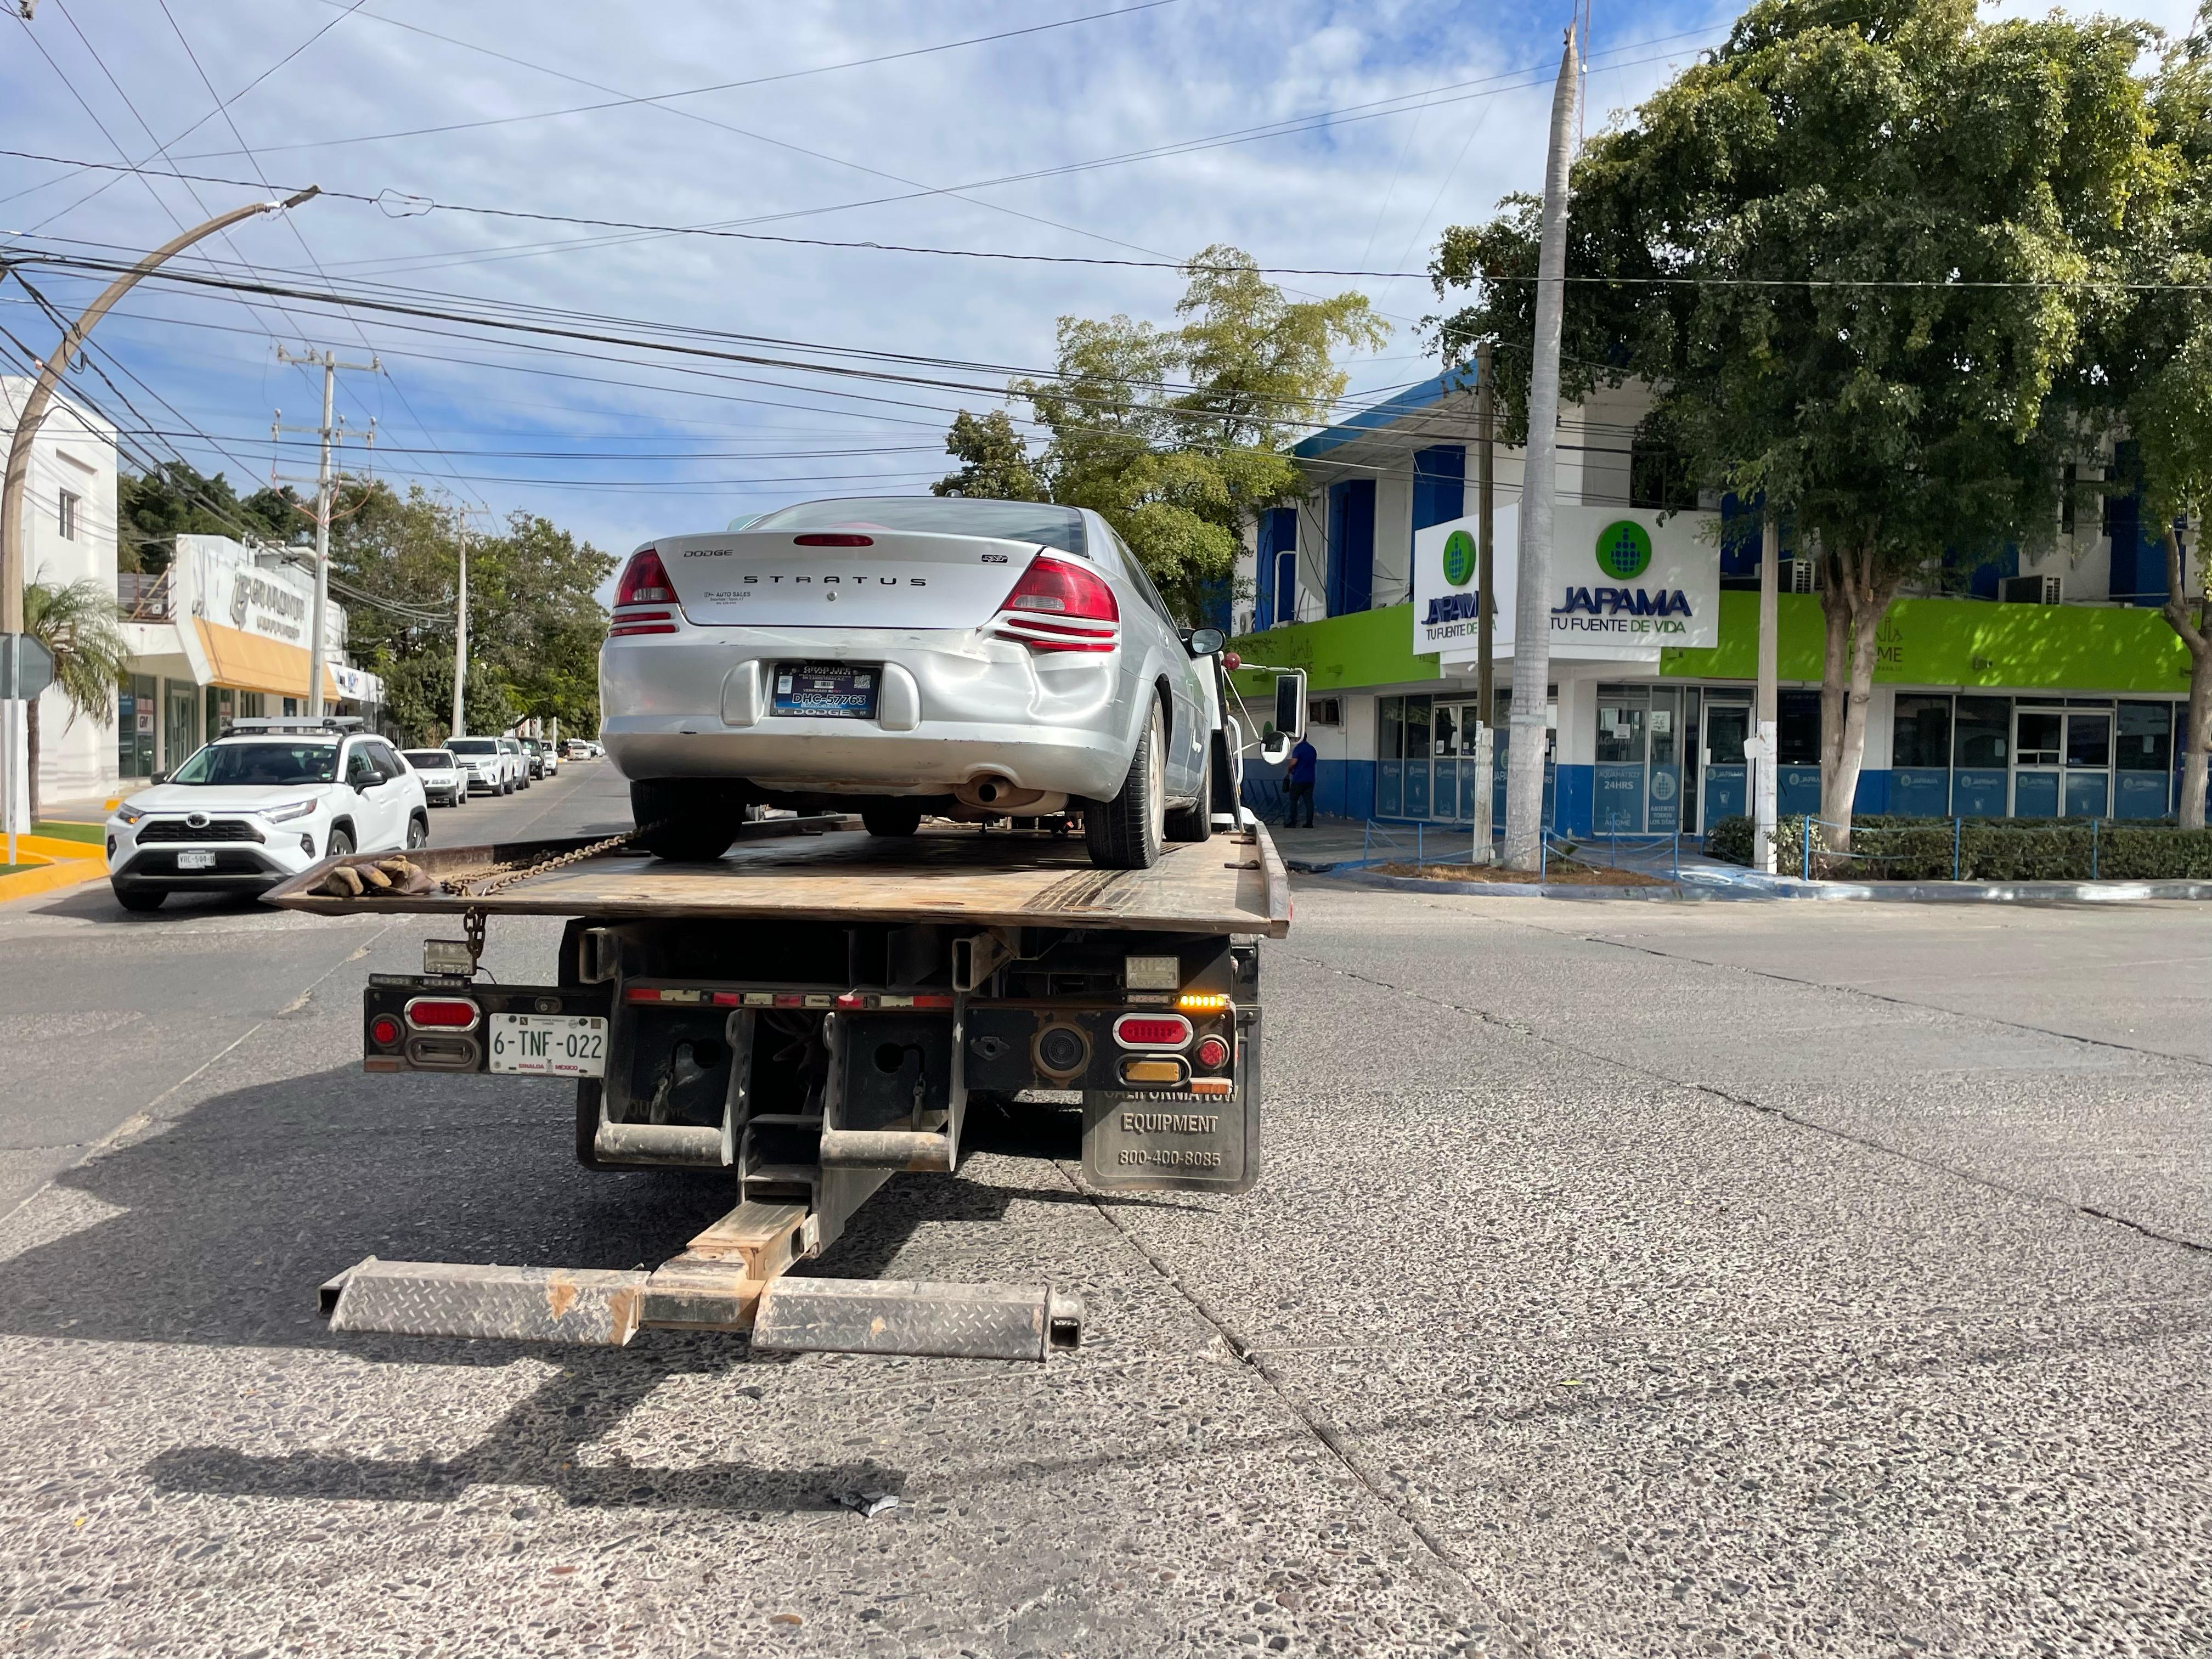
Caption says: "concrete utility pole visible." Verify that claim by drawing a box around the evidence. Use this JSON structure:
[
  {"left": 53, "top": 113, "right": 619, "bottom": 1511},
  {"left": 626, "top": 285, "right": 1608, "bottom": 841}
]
[
  {"left": 274, "top": 345, "right": 378, "bottom": 716},
  {"left": 1474, "top": 338, "right": 1497, "bottom": 864},
  {"left": 450, "top": 516, "right": 470, "bottom": 740},
  {"left": 0, "top": 189, "right": 315, "bottom": 849},
  {"left": 1503, "top": 25, "right": 1579, "bottom": 871},
  {"left": 1754, "top": 514, "right": 1780, "bottom": 872}
]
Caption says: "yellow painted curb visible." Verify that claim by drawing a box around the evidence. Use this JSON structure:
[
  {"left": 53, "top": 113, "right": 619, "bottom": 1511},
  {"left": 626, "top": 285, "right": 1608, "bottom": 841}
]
[
  {"left": 15, "top": 834, "right": 105, "bottom": 862},
  {"left": 0, "top": 854, "right": 109, "bottom": 905}
]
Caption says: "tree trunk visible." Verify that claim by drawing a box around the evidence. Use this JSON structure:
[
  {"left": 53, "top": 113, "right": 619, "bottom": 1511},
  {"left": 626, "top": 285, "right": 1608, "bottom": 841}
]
[
  {"left": 1816, "top": 543, "right": 1901, "bottom": 858},
  {"left": 2162, "top": 525, "right": 2210, "bottom": 831}
]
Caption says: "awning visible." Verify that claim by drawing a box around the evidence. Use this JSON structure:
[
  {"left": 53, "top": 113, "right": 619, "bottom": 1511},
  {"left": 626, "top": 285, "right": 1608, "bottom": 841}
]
[{"left": 193, "top": 618, "right": 346, "bottom": 703}]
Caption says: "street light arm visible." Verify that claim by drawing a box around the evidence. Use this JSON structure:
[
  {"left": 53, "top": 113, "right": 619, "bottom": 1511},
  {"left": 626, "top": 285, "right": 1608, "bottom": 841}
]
[{"left": 1, "top": 193, "right": 313, "bottom": 632}]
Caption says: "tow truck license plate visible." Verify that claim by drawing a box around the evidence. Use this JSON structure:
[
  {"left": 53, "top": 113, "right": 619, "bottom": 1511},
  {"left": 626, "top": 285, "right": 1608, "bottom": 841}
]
[{"left": 487, "top": 1013, "right": 607, "bottom": 1077}]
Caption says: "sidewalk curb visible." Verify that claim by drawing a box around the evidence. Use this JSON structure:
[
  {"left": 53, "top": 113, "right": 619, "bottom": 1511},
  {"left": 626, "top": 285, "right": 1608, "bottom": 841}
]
[
  {"left": 0, "top": 853, "right": 108, "bottom": 905},
  {"left": 1305, "top": 867, "right": 2212, "bottom": 904}
]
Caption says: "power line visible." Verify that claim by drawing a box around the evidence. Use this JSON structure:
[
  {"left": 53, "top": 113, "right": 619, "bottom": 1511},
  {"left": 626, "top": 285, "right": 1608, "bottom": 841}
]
[{"left": 174, "top": 0, "right": 1195, "bottom": 161}]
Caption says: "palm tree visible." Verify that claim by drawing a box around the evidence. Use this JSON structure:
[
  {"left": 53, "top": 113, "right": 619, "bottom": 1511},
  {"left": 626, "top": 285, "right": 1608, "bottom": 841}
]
[{"left": 22, "top": 577, "right": 128, "bottom": 823}]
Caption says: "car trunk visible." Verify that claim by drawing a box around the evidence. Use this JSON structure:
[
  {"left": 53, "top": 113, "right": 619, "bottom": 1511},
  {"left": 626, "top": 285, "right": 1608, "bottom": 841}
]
[{"left": 655, "top": 530, "right": 1040, "bottom": 630}]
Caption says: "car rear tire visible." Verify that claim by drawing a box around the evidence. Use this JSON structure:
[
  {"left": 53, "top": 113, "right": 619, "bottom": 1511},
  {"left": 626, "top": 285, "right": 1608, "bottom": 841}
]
[
  {"left": 114, "top": 885, "right": 165, "bottom": 912},
  {"left": 631, "top": 778, "right": 740, "bottom": 861},
  {"left": 1164, "top": 735, "right": 1214, "bottom": 844},
  {"left": 1086, "top": 701, "right": 1166, "bottom": 870},
  {"left": 862, "top": 801, "right": 925, "bottom": 838}
]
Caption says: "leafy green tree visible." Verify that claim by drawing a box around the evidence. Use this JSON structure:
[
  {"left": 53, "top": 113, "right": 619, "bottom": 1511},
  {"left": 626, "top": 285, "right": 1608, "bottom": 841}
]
[
  {"left": 939, "top": 246, "right": 1385, "bottom": 621},
  {"left": 2066, "top": 12, "right": 2212, "bottom": 827},
  {"left": 22, "top": 577, "right": 128, "bottom": 821},
  {"left": 117, "top": 461, "right": 300, "bottom": 573},
  {"left": 326, "top": 480, "right": 613, "bottom": 744},
  {"left": 1433, "top": 0, "right": 2156, "bottom": 844},
  {"left": 933, "top": 410, "right": 1045, "bottom": 501}
]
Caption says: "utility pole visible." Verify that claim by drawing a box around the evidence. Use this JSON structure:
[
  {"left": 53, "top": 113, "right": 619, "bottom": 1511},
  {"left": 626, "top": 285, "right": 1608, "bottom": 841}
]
[
  {"left": 450, "top": 515, "right": 469, "bottom": 741},
  {"left": 1754, "top": 514, "right": 1780, "bottom": 872},
  {"left": 1, "top": 189, "right": 316, "bottom": 861},
  {"left": 1474, "top": 338, "right": 1497, "bottom": 864},
  {"left": 274, "top": 346, "right": 378, "bottom": 716},
  {"left": 1503, "top": 25, "right": 1578, "bottom": 871}
]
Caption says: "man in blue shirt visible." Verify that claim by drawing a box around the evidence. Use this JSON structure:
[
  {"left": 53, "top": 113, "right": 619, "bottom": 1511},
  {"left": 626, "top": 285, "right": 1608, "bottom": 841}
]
[{"left": 1285, "top": 735, "right": 1318, "bottom": 828}]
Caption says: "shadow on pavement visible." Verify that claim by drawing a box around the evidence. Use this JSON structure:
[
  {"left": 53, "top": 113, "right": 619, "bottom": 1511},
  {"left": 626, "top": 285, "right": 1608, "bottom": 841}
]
[
  {"left": 0, "top": 1060, "right": 1108, "bottom": 1511},
  {"left": 21, "top": 882, "right": 274, "bottom": 926}
]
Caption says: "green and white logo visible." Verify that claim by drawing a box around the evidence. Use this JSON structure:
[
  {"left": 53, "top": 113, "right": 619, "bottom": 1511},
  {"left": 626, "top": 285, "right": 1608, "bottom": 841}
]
[
  {"left": 1442, "top": 528, "right": 1476, "bottom": 586},
  {"left": 1595, "top": 520, "right": 1652, "bottom": 580}
]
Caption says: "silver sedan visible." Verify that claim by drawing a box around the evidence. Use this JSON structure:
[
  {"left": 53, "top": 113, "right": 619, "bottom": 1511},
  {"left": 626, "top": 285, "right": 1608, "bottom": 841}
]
[{"left": 600, "top": 497, "right": 1226, "bottom": 868}]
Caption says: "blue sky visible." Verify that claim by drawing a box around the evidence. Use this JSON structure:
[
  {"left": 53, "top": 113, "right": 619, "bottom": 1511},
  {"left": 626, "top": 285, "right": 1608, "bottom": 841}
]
[{"left": 2, "top": 0, "right": 2195, "bottom": 569}]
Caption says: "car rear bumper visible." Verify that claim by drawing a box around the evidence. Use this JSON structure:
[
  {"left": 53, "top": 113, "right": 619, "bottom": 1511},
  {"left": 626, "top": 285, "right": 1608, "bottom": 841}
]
[{"left": 601, "top": 629, "right": 1137, "bottom": 799}]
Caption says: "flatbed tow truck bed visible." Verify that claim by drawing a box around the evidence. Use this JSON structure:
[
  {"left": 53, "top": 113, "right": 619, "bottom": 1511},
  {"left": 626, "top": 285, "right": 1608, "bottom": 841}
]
[{"left": 266, "top": 816, "right": 1289, "bottom": 1364}]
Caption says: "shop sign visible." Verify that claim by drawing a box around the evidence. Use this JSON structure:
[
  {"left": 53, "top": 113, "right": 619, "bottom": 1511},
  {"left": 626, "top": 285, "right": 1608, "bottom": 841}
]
[{"left": 1415, "top": 504, "right": 1721, "bottom": 662}]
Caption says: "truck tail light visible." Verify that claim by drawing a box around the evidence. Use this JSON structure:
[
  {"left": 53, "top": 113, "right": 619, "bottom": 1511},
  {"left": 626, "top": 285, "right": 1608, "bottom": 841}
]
[
  {"left": 1193, "top": 1034, "right": 1230, "bottom": 1070},
  {"left": 1113, "top": 1013, "right": 1191, "bottom": 1050},
  {"left": 995, "top": 556, "right": 1119, "bottom": 653},
  {"left": 1118, "top": 1056, "right": 1188, "bottom": 1088},
  {"left": 404, "top": 996, "right": 479, "bottom": 1031}
]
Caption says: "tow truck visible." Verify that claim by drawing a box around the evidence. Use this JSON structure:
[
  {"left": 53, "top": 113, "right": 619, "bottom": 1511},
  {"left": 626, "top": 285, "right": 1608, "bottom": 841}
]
[{"left": 266, "top": 672, "right": 1304, "bottom": 1365}]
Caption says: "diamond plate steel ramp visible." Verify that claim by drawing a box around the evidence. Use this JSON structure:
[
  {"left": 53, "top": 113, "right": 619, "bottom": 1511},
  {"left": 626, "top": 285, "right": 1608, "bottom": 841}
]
[
  {"left": 751, "top": 1278, "right": 1083, "bottom": 1362},
  {"left": 326, "top": 1259, "right": 648, "bottom": 1345}
]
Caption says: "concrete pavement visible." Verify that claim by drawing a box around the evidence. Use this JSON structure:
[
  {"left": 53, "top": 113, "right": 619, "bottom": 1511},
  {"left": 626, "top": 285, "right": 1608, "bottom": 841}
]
[{"left": 0, "top": 770, "right": 2205, "bottom": 1657}]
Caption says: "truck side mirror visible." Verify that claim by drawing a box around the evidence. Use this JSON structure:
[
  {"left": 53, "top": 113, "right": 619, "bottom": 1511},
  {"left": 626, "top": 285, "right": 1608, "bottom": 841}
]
[{"left": 1272, "top": 670, "right": 1308, "bottom": 742}]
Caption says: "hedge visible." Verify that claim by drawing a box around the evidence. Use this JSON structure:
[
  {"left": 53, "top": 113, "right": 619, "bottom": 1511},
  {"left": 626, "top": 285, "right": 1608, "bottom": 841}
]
[{"left": 1706, "top": 813, "right": 2212, "bottom": 881}]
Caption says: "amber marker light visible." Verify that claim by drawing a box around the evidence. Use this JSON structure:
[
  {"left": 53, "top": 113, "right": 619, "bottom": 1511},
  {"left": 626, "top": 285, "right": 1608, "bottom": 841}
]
[{"left": 1177, "top": 992, "right": 1231, "bottom": 1013}]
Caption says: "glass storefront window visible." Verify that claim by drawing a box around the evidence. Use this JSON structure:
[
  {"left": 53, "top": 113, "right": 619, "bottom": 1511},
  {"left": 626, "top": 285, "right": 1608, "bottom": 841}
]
[
  {"left": 2117, "top": 702, "right": 2171, "bottom": 771},
  {"left": 1892, "top": 696, "right": 1952, "bottom": 768},
  {"left": 1777, "top": 690, "right": 1822, "bottom": 764},
  {"left": 2016, "top": 710, "right": 2062, "bottom": 766},
  {"left": 1594, "top": 684, "right": 1648, "bottom": 763},
  {"left": 1403, "top": 698, "right": 1430, "bottom": 761},
  {"left": 1434, "top": 704, "right": 1458, "bottom": 757},
  {"left": 1378, "top": 698, "right": 1404, "bottom": 761},
  {"left": 118, "top": 672, "right": 157, "bottom": 777},
  {"left": 1954, "top": 697, "right": 2010, "bottom": 766}
]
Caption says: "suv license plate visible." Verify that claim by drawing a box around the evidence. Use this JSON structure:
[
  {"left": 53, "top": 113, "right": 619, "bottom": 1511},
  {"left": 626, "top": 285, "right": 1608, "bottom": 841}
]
[
  {"left": 177, "top": 850, "right": 216, "bottom": 870},
  {"left": 772, "top": 662, "right": 879, "bottom": 719},
  {"left": 487, "top": 1013, "right": 607, "bottom": 1077}
]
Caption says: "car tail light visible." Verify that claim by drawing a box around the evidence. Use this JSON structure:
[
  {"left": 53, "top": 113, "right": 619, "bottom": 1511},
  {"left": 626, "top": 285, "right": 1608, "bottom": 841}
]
[
  {"left": 1113, "top": 1013, "right": 1192, "bottom": 1049},
  {"left": 995, "top": 555, "right": 1119, "bottom": 653},
  {"left": 404, "top": 996, "right": 479, "bottom": 1031},
  {"left": 616, "top": 548, "right": 674, "bottom": 605},
  {"left": 794, "top": 533, "right": 873, "bottom": 546}
]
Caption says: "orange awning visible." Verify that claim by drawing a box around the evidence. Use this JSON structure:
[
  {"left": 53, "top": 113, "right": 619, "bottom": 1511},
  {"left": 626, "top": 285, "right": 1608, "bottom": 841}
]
[{"left": 194, "top": 618, "right": 342, "bottom": 702}]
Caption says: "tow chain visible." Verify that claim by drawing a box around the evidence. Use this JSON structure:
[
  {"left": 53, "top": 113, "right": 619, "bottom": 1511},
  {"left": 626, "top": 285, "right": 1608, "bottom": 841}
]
[{"left": 440, "top": 822, "right": 663, "bottom": 900}]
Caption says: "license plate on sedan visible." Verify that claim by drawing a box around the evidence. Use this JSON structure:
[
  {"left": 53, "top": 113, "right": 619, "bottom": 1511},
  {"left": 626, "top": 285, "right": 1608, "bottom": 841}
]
[
  {"left": 772, "top": 662, "right": 879, "bottom": 719},
  {"left": 487, "top": 1013, "right": 607, "bottom": 1077},
  {"left": 177, "top": 850, "right": 216, "bottom": 870}
]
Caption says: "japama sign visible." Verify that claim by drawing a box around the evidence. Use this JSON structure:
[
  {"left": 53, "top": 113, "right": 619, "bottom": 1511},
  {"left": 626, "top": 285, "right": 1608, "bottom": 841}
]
[{"left": 1413, "top": 504, "right": 1720, "bottom": 663}]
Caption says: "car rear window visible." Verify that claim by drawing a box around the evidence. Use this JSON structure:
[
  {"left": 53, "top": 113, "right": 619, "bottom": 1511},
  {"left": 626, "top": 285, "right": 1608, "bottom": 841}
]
[
  {"left": 749, "top": 496, "right": 1087, "bottom": 556},
  {"left": 404, "top": 751, "right": 455, "bottom": 768},
  {"left": 447, "top": 738, "right": 497, "bottom": 754}
]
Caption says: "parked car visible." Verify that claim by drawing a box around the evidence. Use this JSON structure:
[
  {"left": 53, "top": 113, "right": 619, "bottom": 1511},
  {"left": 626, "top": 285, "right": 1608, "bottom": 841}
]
[
  {"left": 402, "top": 747, "right": 465, "bottom": 806},
  {"left": 105, "top": 718, "right": 428, "bottom": 911},
  {"left": 445, "top": 736, "right": 513, "bottom": 795},
  {"left": 599, "top": 496, "right": 1224, "bottom": 868},
  {"left": 522, "top": 738, "right": 558, "bottom": 778},
  {"left": 561, "top": 738, "right": 592, "bottom": 760},
  {"left": 499, "top": 735, "right": 531, "bottom": 789}
]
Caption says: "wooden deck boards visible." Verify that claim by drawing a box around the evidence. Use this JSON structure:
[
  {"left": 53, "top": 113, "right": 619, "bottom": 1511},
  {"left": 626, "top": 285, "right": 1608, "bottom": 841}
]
[{"left": 264, "top": 822, "right": 1288, "bottom": 936}]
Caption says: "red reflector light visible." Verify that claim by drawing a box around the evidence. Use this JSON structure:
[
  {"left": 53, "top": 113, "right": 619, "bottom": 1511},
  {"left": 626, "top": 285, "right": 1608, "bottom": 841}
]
[
  {"left": 1194, "top": 1034, "right": 1230, "bottom": 1070},
  {"left": 369, "top": 1014, "right": 402, "bottom": 1047},
  {"left": 404, "top": 997, "right": 479, "bottom": 1031},
  {"left": 1113, "top": 1013, "right": 1192, "bottom": 1050},
  {"left": 911, "top": 994, "right": 953, "bottom": 1009},
  {"left": 615, "top": 547, "right": 676, "bottom": 607},
  {"left": 794, "top": 533, "right": 873, "bottom": 546}
]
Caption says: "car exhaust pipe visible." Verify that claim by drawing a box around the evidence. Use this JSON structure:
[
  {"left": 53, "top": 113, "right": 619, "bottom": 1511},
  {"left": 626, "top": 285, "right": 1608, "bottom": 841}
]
[{"left": 954, "top": 775, "right": 1047, "bottom": 813}]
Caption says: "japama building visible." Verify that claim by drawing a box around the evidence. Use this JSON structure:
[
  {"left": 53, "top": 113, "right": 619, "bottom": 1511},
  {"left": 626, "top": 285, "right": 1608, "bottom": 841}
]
[{"left": 1226, "top": 366, "right": 2207, "bottom": 836}]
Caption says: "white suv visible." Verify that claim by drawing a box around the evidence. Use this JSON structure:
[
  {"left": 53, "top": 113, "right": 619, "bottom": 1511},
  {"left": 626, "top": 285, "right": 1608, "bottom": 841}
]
[
  {"left": 445, "top": 736, "right": 513, "bottom": 795},
  {"left": 106, "top": 719, "right": 429, "bottom": 911}
]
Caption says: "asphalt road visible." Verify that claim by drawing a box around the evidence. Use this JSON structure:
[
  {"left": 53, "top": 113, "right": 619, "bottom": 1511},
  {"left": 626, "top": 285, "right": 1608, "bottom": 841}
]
[{"left": 0, "top": 768, "right": 2205, "bottom": 1658}]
